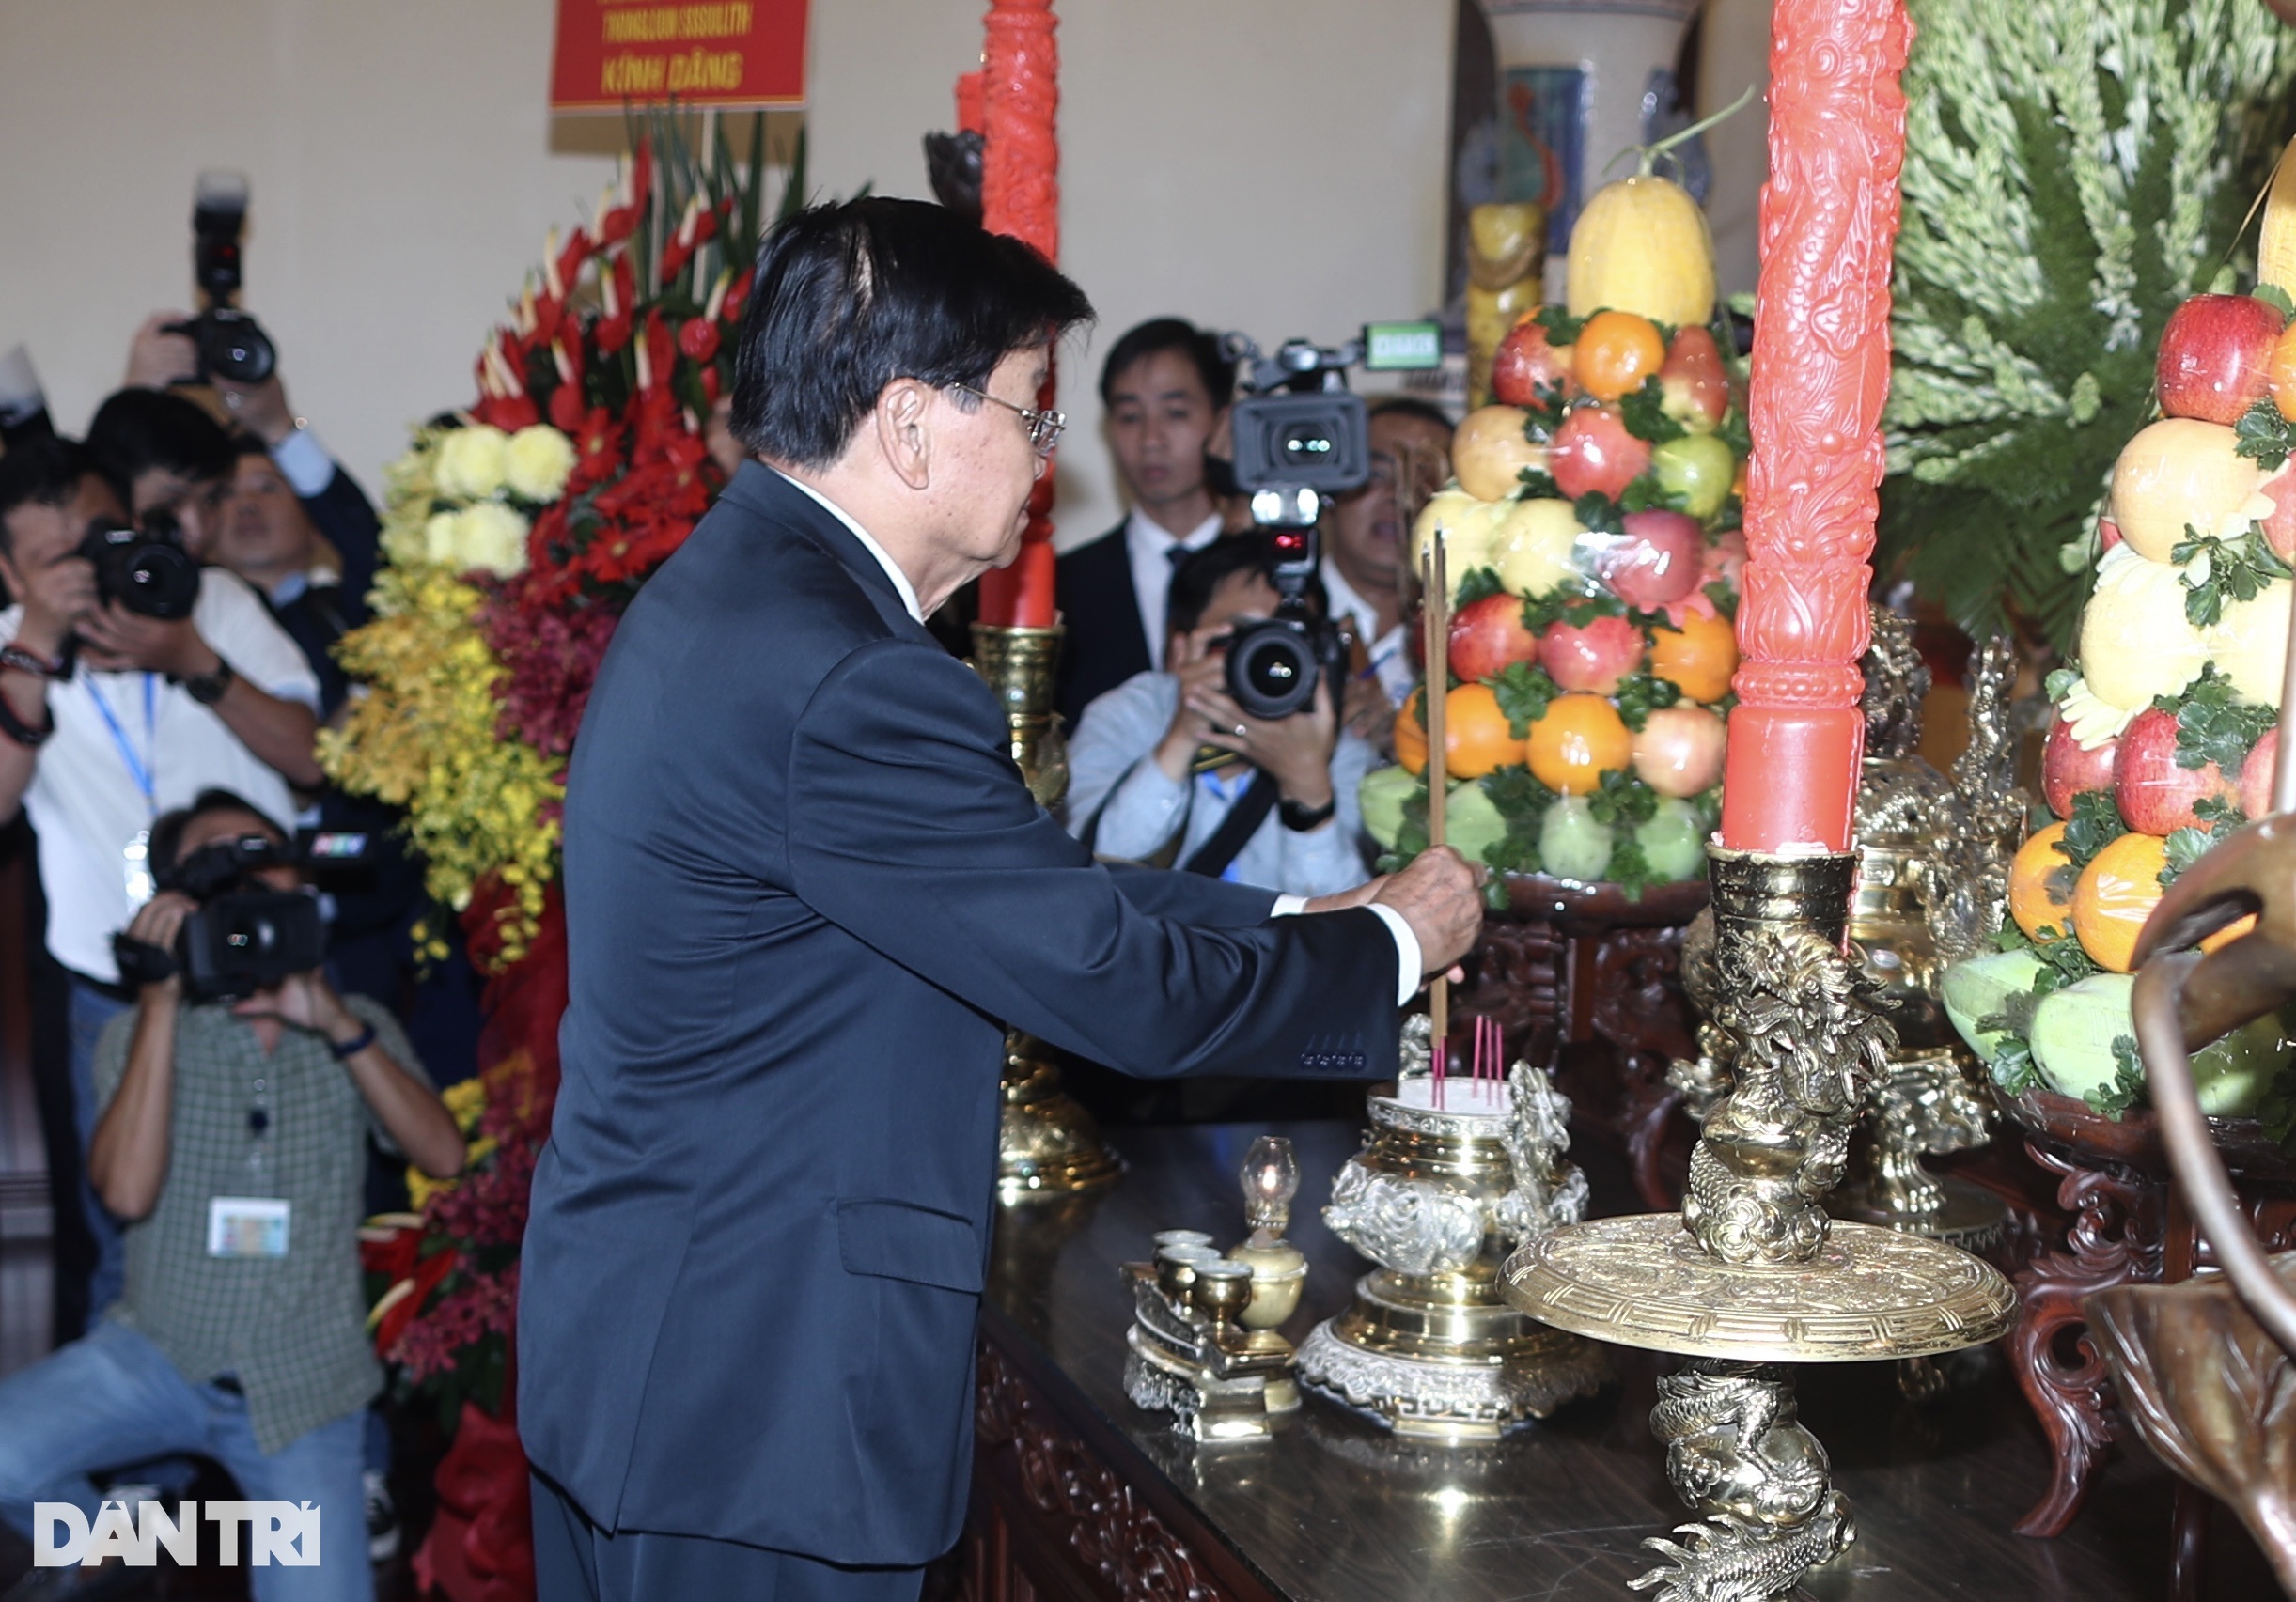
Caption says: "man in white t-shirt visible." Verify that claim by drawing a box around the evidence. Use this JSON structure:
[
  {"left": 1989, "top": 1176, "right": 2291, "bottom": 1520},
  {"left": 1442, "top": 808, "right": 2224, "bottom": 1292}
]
[{"left": 0, "top": 435, "right": 321, "bottom": 1320}]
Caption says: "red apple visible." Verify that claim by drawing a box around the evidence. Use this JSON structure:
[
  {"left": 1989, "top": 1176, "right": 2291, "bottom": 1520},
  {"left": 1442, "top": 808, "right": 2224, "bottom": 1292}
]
[
  {"left": 2156, "top": 292, "right": 2285, "bottom": 426},
  {"left": 1657, "top": 326, "right": 1728, "bottom": 432},
  {"left": 1491, "top": 318, "right": 1575, "bottom": 415},
  {"left": 1600, "top": 510, "right": 1705, "bottom": 609},
  {"left": 2042, "top": 713, "right": 2118, "bottom": 820},
  {"left": 2262, "top": 464, "right": 2296, "bottom": 561},
  {"left": 1539, "top": 613, "right": 1647, "bottom": 694},
  {"left": 1699, "top": 528, "right": 1746, "bottom": 594},
  {"left": 1632, "top": 704, "right": 1727, "bottom": 797},
  {"left": 1548, "top": 405, "right": 1652, "bottom": 501},
  {"left": 2242, "top": 725, "right": 2279, "bottom": 820},
  {"left": 1447, "top": 593, "right": 1541, "bottom": 683},
  {"left": 2115, "top": 705, "right": 2238, "bottom": 834},
  {"left": 2097, "top": 514, "right": 2123, "bottom": 553}
]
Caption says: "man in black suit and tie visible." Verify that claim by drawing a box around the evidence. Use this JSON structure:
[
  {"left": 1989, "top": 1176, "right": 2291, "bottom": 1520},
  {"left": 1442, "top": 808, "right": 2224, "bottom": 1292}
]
[
  {"left": 1053, "top": 318, "right": 1233, "bottom": 724},
  {"left": 516, "top": 198, "right": 1482, "bottom": 1602}
]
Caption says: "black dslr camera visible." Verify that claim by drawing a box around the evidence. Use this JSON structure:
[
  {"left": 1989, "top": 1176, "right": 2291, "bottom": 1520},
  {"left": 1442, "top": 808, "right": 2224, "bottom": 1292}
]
[
  {"left": 163, "top": 172, "right": 275, "bottom": 386},
  {"left": 77, "top": 509, "right": 201, "bottom": 621},
  {"left": 113, "top": 831, "right": 367, "bottom": 1001}
]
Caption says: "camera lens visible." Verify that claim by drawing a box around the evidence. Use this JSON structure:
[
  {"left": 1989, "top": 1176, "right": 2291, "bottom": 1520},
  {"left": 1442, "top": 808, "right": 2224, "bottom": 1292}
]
[
  {"left": 1226, "top": 623, "right": 1318, "bottom": 720},
  {"left": 1280, "top": 428, "right": 1335, "bottom": 468},
  {"left": 197, "top": 311, "right": 275, "bottom": 385}
]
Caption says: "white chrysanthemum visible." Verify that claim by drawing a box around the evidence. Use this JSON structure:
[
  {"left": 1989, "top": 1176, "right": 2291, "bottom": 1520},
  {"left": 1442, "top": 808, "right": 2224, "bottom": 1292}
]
[
  {"left": 2054, "top": 674, "right": 2135, "bottom": 747},
  {"left": 504, "top": 425, "right": 577, "bottom": 503},
  {"left": 450, "top": 502, "right": 529, "bottom": 578},
  {"left": 433, "top": 425, "right": 510, "bottom": 501},
  {"left": 422, "top": 512, "right": 461, "bottom": 567}
]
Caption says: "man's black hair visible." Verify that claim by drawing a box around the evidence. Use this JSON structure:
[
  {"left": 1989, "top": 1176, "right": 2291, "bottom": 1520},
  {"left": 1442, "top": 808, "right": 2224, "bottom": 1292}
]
[
  {"left": 225, "top": 428, "right": 273, "bottom": 462},
  {"left": 1367, "top": 395, "right": 1457, "bottom": 436},
  {"left": 729, "top": 197, "right": 1095, "bottom": 469},
  {"left": 0, "top": 434, "right": 116, "bottom": 554},
  {"left": 1099, "top": 318, "right": 1233, "bottom": 411},
  {"left": 85, "top": 387, "right": 236, "bottom": 494},
  {"left": 1166, "top": 533, "right": 1329, "bottom": 638},
  {"left": 149, "top": 787, "right": 285, "bottom": 879}
]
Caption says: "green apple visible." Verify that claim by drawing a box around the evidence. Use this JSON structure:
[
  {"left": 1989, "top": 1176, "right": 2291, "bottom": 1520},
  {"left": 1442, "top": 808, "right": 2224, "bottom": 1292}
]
[
  {"left": 1649, "top": 433, "right": 1737, "bottom": 522},
  {"left": 1358, "top": 765, "right": 1418, "bottom": 850},
  {"left": 1633, "top": 797, "right": 1706, "bottom": 881},
  {"left": 1538, "top": 795, "right": 1615, "bottom": 883},
  {"left": 1446, "top": 781, "right": 1509, "bottom": 867},
  {"left": 2192, "top": 1015, "right": 2294, "bottom": 1117}
]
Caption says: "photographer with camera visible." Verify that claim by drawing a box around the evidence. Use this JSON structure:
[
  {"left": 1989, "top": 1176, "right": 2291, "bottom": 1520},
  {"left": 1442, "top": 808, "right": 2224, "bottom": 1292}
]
[
  {"left": 1063, "top": 535, "right": 1377, "bottom": 897},
  {"left": 121, "top": 171, "right": 383, "bottom": 614},
  {"left": 0, "top": 789, "right": 459, "bottom": 1602},
  {"left": 0, "top": 437, "right": 323, "bottom": 1326}
]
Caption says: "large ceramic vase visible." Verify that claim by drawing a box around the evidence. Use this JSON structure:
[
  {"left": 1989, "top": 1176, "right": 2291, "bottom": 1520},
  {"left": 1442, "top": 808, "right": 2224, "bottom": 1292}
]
[{"left": 1476, "top": 0, "right": 1708, "bottom": 272}]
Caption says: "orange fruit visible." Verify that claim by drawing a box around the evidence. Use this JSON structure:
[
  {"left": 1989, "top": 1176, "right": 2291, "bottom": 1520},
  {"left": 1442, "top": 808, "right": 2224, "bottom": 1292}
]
[
  {"left": 2203, "top": 912, "right": 2259, "bottom": 955},
  {"left": 1441, "top": 683, "right": 1531, "bottom": 780},
  {"left": 1572, "top": 310, "right": 1667, "bottom": 402},
  {"left": 1395, "top": 692, "right": 1429, "bottom": 776},
  {"left": 1526, "top": 692, "right": 1632, "bottom": 794},
  {"left": 2272, "top": 321, "right": 2296, "bottom": 422},
  {"left": 2071, "top": 832, "right": 2169, "bottom": 973},
  {"left": 2007, "top": 822, "right": 2077, "bottom": 942},
  {"left": 1648, "top": 609, "right": 1739, "bottom": 704}
]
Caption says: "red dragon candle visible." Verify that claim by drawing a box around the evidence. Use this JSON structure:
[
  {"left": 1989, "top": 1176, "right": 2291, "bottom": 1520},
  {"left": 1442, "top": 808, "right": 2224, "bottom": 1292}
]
[
  {"left": 1718, "top": 0, "right": 1913, "bottom": 854},
  {"left": 976, "top": 0, "right": 1060, "bottom": 628}
]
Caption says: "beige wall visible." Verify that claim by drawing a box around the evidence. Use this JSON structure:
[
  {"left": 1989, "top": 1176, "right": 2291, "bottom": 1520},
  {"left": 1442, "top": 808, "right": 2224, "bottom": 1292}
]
[{"left": 0, "top": 0, "right": 1759, "bottom": 549}]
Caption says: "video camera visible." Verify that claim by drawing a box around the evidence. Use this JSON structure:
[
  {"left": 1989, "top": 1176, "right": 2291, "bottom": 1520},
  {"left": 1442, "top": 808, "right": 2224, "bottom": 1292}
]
[
  {"left": 76, "top": 509, "right": 201, "bottom": 621},
  {"left": 113, "top": 830, "right": 368, "bottom": 1001},
  {"left": 1216, "top": 324, "right": 1440, "bottom": 720},
  {"left": 163, "top": 171, "right": 275, "bottom": 386}
]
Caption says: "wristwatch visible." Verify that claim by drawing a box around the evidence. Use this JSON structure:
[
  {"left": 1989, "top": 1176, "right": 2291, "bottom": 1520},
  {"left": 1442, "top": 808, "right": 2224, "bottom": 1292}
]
[
  {"left": 183, "top": 658, "right": 236, "bottom": 706},
  {"left": 1278, "top": 794, "right": 1337, "bottom": 832}
]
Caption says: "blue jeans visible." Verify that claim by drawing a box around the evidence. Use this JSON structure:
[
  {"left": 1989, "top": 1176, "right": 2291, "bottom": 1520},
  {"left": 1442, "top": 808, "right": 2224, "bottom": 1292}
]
[
  {"left": 0, "top": 1320, "right": 372, "bottom": 1602},
  {"left": 68, "top": 977, "right": 131, "bottom": 1318}
]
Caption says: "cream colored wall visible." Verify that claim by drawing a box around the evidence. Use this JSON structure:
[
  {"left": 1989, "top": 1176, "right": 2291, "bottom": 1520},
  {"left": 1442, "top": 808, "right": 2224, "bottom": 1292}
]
[
  {"left": 0, "top": 0, "right": 623, "bottom": 506},
  {"left": 0, "top": 0, "right": 1763, "bottom": 553}
]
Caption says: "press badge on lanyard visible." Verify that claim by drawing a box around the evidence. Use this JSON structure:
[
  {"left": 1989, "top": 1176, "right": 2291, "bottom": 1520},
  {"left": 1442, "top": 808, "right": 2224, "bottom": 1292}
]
[
  {"left": 210, "top": 1065, "right": 288, "bottom": 1258},
  {"left": 86, "top": 673, "right": 158, "bottom": 903}
]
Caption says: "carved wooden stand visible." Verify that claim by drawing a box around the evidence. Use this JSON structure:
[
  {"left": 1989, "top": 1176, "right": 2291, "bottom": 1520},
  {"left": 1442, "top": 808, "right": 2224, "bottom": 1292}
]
[
  {"left": 1446, "top": 876, "right": 1705, "bottom": 1212},
  {"left": 1973, "top": 1087, "right": 2296, "bottom": 1597}
]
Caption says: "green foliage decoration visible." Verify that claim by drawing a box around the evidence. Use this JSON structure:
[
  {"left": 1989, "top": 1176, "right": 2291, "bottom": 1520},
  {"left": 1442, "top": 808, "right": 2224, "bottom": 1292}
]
[{"left": 1882, "top": 0, "right": 2296, "bottom": 649}]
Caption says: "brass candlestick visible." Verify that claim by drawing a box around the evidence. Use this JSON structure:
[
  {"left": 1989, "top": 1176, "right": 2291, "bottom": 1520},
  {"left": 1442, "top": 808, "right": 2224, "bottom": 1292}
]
[
  {"left": 1504, "top": 848, "right": 2015, "bottom": 1601},
  {"left": 1296, "top": 1017, "right": 1608, "bottom": 1439},
  {"left": 1829, "top": 614, "right": 2011, "bottom": 1252},
  {"left": 970, "top": 621, "right": 1119, "bottom": 1202}
]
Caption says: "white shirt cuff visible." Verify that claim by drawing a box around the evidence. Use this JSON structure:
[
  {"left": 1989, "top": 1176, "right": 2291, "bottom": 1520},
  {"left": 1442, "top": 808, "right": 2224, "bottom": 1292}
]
[
  {"left": 270, "top": 428, "right": 336, "bottom": 497},
  {"left": 1270, "top": 895, "right": 1421, "bottom": 1006}
]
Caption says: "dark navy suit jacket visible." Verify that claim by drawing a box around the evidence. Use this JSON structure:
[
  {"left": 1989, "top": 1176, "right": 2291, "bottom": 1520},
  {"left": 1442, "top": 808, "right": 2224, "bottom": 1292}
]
[
  {"left": 517, "top": 464, "right": 1398, "bottom": 1565},
  {"left": 1053, "top": 521, "right": 1149, "bottom": 726}
]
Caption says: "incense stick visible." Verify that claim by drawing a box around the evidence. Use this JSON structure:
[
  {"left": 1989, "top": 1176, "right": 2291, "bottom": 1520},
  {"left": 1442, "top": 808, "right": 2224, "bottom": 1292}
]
[{"left": 1422, "top": 531, "right": 1450, "bottom": 1089}]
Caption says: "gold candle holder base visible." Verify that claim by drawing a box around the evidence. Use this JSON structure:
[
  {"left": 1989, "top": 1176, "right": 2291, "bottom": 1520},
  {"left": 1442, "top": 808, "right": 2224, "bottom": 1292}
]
[
  {"left": 970, "top": 622, "right": 1069, "bottom": 810},
  {"left": 1503, "top": 847, "right": 2015, "bottom": 1601},
  {"left": 996, "top": 1034, "right": 1120, "bottom": 1204}
]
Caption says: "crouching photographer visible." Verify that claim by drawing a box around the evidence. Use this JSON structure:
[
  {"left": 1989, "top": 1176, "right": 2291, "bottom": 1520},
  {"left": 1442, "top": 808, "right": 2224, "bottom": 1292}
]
[
  {"left": 1063, "top": 535, "right": 1379, "bottom": 898},
  {"left": 0, "top": 791, "right": 461, "bottom": 1602}
]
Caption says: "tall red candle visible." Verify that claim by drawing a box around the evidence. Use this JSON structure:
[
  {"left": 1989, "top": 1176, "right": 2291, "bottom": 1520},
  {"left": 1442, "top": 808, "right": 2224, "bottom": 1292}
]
[
  {"left": 1717, "top": 0, "right": 1913, "bottom": 854},
  {"left": 975, "top": 0, "right": 1061, "bottom": 628}
]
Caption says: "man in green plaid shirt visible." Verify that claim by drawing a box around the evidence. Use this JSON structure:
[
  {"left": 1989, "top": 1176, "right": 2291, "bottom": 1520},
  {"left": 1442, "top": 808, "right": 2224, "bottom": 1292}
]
[{"left": 0, "top": 791, "right": 463, "bottom": 1602}]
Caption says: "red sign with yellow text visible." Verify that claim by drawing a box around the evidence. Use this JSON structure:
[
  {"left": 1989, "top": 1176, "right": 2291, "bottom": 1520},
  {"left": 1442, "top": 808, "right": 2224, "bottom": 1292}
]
[{"left": 551, "top": 0, "right": 807, "bottom": 111}]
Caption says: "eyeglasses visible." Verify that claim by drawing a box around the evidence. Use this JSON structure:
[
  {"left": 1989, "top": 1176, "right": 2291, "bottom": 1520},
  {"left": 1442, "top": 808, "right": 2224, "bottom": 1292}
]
[{"left": 957, "top": 385, "right": 1067, "bottom": 456}]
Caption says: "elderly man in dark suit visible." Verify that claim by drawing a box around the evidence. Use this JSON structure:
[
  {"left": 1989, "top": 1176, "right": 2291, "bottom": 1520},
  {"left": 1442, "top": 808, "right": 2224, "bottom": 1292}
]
[{"left": 516, "top": 197, "right": 1481, "bottom": 1602}]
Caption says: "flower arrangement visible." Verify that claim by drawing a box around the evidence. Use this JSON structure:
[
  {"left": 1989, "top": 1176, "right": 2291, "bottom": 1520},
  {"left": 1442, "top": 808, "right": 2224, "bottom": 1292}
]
[
  {"left": 1881, "top": 0, "right": 2296, "bottom": 648},
  {"left": 321, "top": 116, "right": 800, "bottom": 967}
]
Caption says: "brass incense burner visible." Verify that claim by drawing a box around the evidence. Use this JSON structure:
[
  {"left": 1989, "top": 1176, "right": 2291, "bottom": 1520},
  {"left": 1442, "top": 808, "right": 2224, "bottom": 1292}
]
[
  {"left": 970, "top": 621, "right": 1118, "bottom": 1202},
  {"left": 1295, "top": 1017, "right": 1608, "bottom": 1439}
]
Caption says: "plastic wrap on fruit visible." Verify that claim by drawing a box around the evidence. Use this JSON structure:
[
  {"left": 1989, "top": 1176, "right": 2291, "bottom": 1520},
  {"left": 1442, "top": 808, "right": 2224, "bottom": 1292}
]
[{"left": 1574, "top": 510, "right": 1707, "bottom": 610}]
